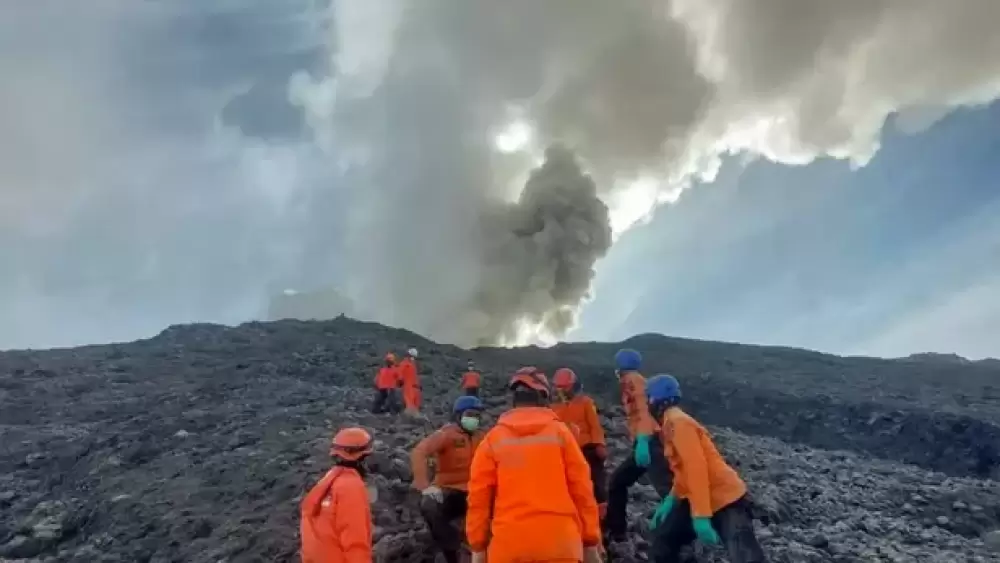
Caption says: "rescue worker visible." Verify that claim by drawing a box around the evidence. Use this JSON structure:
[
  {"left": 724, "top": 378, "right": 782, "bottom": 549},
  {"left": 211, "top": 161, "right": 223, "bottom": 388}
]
[
  {"left": 607, "top": 348, "right": 672, "bottom": 543},
  {"left": 399, "top": 348, "right": 422, "bottom": 414},
  {"left": 372, "top": 353, "right": 400, "bottom": 414},
  {"left": 410, "top": 395, "right": 486, "bottom": 563},
  {"left": 645, "top": 374, "right": 768, "bottom": 563},
  {"left": 466, "top": 367, "right": 603, "bottom": 563},
  {"left": 460, "top": 361, "right": 481, "bottom": 397},
  {"left": 300, "top": 426, "right": 374, "bottom": 563},
  {"left": 551, "top": 367, "right": 608, "bottom": 520}
]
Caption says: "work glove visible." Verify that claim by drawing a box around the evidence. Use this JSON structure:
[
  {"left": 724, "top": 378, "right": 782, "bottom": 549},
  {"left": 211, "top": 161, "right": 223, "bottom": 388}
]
[
  {"left": 634, "top": 434, "right": 652, "bottom": 467},
  {"left": 421, "top": 485, "right": 443, "bottom": 502},
  {"left": 692, "top": 517, "right": 721, "bottom": 546},
  {"left": 471, "top": 552, "right": 486, "bottom": 563},
  {"left": 648, "top": 494, "right": 676, "bottom": 529},
  {"left": 583, "top": 545, "right": 604, "bottom": 563},
  {"left": 593, "top": 444, "right": 608, "bottom": 460}
]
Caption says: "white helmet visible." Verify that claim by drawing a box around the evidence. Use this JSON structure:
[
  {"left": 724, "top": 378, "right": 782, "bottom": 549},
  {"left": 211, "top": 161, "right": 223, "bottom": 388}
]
[{"left": 407, "top": 347, "right": 419, "bottom": 358}]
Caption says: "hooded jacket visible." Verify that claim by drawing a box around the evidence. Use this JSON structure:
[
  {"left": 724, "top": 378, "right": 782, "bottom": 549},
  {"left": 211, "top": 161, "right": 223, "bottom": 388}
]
[
  {"left": 300, "top": 466, "right": 372, "bottom": 563},
  {"left": 466, "top": 407, "right": 601, "bottom": 563}
]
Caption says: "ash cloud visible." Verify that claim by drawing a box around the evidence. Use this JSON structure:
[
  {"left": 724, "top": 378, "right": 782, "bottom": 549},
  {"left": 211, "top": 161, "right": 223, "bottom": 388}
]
[{"left": 4, "top": 0, "right": 1000, "bottom": 349}]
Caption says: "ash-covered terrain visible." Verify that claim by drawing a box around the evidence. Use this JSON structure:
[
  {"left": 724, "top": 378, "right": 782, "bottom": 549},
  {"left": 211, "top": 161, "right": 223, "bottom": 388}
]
[{"left": 2, "top": 318, "right": 1000, "bottom": 562}]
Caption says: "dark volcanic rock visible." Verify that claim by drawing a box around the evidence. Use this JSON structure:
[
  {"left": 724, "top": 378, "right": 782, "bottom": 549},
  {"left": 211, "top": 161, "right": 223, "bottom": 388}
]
[{"left": 1, "top": 318, "right": 999, "bottom": 562}]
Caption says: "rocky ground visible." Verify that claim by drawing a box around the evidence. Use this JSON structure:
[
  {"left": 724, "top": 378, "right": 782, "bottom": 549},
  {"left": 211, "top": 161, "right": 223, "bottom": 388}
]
[{"left": 1, "top": 318, "right": 999, "bottom": 562}]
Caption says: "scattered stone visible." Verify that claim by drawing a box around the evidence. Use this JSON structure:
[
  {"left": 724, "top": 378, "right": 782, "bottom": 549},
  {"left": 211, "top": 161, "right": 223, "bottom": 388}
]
[{"left": 1, "top": 317, "right": 999, "bottom": 563}]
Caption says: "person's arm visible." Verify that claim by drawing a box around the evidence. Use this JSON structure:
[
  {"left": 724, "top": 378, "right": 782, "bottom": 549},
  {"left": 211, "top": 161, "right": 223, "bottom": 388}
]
[
  {"left": 629, "top": 376, "right": 658, "bottom": 436},
  {"left": 583, "top": 397, "right": 606, "bottom": 446},
  {"left": 672, "top": 418, "right": 712, "bottom": 517},
  {"left": 410, "top": 430, "right": 445, "bottom": 490},
  {"left": 559, "top": 425, "right": 601, "bottom": 547},
  {"left": 465, "top": 436, "right": 498, "bottom": 553},
  {"left": 334, "top": 480, "right": 373, "bottom": 563}
]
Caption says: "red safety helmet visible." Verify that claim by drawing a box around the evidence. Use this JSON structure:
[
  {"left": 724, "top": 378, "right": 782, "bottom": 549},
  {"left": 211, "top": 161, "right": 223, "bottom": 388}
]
[
  {"left": 508, "top": 366, "right": 550, "bottom": 397},
  {"left": 552, "top": 367, "right": 578, "bottom": 390},
  {"left": 330, "top": 427, "right": 374, "bottom": 461}
]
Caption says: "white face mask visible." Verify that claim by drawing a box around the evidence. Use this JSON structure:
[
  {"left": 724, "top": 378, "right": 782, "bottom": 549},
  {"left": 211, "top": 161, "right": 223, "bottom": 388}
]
[{"left": 460, "top": 416, "right": 481, "bottom": 432}]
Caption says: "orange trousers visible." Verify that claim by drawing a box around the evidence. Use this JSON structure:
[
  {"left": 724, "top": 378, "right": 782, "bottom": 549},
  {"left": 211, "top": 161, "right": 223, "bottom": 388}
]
[{"left": 403, "top": 384, "right": 422, "bottom": 411}]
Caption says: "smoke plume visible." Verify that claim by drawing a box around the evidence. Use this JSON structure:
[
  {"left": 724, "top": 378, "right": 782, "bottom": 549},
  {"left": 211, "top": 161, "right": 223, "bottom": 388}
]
[
  {"left": 4, "top": 0, "right": 1000, "bottom": 349},
  {"left": 288, "top": 0, "right": 1000, "bottom": 346}
]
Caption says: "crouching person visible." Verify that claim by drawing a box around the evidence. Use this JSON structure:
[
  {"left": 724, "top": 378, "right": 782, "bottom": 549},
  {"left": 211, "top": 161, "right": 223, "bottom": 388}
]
[
  {"left": 300, "top": 427, "right": 374, "bottom": 563},
  {"left": 645, "top": 374, "right": 768, "bottom": 563},
  {"left": 410, "top": 396, "right": 486, "bottom": 563}
]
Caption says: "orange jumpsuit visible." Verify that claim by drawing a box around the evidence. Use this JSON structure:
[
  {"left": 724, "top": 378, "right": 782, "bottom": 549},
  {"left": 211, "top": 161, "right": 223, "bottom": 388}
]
[
  {"left": 466, "top": 406, "right": 601, "bottom": 563},
  {"left": 411, "top": 423, "right": 485, "bottom": 491},
  {"left": 374, "top": 366, "right": 398, "bottom": 390},
  {"left": 659, "top": 407, "right": 747, "bottom": 518},
  {"left": 620, "top": 371, "right": 659, "bottom": 439},
  {"left": 552, "top": 394, "right": 608, "bottom": 509},
  {"left": 460, "top": 370, "right": 481, "bottom": 394},
  {"left": 398, "top": 357, "right": 422, "bottom": 411},
  {"left": 551, "top": 394, "right": 605, "bottom": 448},
  {"left": 300, "top": 466, "right": 372, "bottom": 563}
]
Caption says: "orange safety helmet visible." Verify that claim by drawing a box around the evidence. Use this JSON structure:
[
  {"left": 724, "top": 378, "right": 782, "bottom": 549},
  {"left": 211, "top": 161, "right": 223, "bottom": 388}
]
[
  {"left": 330, "top": 427, "right": 374, "bottom": 461},
  {"left": 508, "top": 366, "right": 550, "bottom": 397},
  {"left": 552, "top": 367, "right": 578, "bottom": 390}
]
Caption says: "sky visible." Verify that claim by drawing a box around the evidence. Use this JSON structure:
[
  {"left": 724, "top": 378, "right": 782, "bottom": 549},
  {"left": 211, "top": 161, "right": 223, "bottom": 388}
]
[{"left": 2, "top": 1, "right": 1000, "bottom": 359}]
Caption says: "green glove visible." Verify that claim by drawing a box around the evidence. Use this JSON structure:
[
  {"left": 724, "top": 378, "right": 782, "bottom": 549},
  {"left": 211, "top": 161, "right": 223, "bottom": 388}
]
[
  {"left": 634, "top": 434, "right": 652, "bottom": 467},
  {"left": 692, "top": 517, "right": 721, "bottom": 545},
  {"left": 648, "top": 494, "right": 676, "bottom": 529}
]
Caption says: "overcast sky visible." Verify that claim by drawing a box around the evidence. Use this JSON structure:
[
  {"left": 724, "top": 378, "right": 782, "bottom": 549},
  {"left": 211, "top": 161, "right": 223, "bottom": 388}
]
[{"left": 3, "top": 1, "right": 1000, "bottom": 359}]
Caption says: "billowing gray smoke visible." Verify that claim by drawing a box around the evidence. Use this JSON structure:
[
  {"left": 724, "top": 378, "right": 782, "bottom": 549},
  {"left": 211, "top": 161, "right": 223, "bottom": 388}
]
[
  {"left": 5, "top": 0, "right": 1000, "bottom": 349},
  {"left": 287, "top": 0, "right": 1000, "bottom": 346},
  {"left": 465, "top": 146, "right": 612, "bottom": 345}
]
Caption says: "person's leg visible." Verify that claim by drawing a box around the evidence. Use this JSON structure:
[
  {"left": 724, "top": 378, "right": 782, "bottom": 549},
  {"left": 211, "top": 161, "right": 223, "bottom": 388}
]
[
  {"left": 712, "top": 497, "right": 768, "bottom": 563},
  {"left": 371, "top": 389, "right": 387, "bottom": 413},
  {"left": 649, "top": 499, "right": 694, "bottom": 563},
  {"left": 605, "top": 440, "right": 646, "bottom": 541},
  {"left": 421, "top": 493, "right": 461, "bottom": 563},
  {"left": 581, "top": 444, "right": 608, "bottom": 516}
]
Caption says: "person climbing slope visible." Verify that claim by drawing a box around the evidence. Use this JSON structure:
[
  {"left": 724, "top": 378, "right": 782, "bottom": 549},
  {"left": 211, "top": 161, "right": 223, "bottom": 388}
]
[
  {"left": 460, "top": 361, "right": 481, "bottom": 397},
  {"left": 399, "top": 348, "right": 422, "bottom": 414},
  {"left": 372, "top": 352, "right": 400, "bottom": 414},
  {"left": 410, "top": 395, "right": 487, "bottom": 563},
  {"left": 645, "top": 374, "right": 768, "bottom": 563},
  {"left": 466, "top": 367, "right": 603, "bottom": 563},
  {"left": 300, "top": 426, "right": 375, "bottom": 563},
  {"left": 606, "top": 348, "right": 672, "bottom": 543},
  {"left": 551, "top": 367, "right": 609, "bottom": 520}
]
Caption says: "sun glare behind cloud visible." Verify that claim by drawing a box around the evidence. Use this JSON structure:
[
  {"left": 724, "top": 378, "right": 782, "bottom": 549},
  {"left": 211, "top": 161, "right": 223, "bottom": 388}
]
[{"left": 493, "top": 120, "right": 534, "bottom": 154}]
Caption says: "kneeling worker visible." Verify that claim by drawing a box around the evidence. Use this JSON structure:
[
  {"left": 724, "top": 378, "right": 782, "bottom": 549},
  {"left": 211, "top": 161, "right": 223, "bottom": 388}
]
[
  {"left": 645, "top": 374, "right": 768, "bottom": 563},
  {"left": 551, "top": 367, "right": 609, "bottom": 520},
  {"left": 466, "top": 367, "right": 603, "bottom": 563},
  {"left": 300, "top": 427, "right": 374, "bottom": 563},
  {"left": 411, "top": 395, "right": 486, "bottom": 563}
]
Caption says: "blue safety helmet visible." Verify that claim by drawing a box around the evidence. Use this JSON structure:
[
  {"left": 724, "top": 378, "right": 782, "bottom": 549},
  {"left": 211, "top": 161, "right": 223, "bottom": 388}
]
[
  {"left": 453, "top": 395, "right": 484, "bottom": 414},
  {"left": 614, "top": 348, "right": 642, "bottom": 371},
  {"left": 646, "top": 374, "right": 682, "bottom": 405}
]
